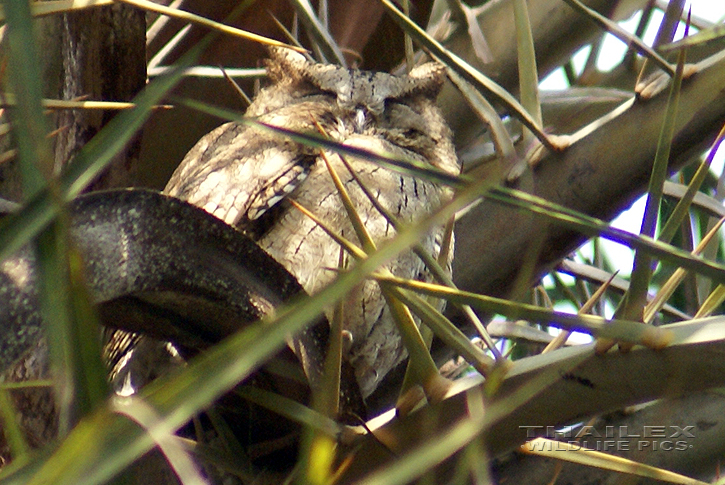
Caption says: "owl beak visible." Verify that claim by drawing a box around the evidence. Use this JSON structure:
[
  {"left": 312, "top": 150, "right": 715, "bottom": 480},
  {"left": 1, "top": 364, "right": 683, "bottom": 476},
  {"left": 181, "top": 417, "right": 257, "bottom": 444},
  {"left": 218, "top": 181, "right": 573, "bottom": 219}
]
[{"left": 353, "top": 106, "right": 368, "bottom": 134}]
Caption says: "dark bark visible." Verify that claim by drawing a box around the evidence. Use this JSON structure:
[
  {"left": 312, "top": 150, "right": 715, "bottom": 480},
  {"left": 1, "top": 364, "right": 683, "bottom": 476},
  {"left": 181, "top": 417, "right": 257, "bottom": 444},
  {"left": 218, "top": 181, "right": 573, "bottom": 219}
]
[
  {"left": 46, "top": 3, "right": 146, "bottom": 190},
  {"left": 0, "top": 3, "right": 146, "bottom": 464}
]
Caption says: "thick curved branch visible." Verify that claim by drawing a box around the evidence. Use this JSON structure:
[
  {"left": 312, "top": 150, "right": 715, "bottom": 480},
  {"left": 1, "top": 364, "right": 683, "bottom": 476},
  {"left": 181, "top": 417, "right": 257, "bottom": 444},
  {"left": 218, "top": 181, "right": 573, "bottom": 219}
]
[
  {"left": 453, "top": 50, "right": 725, "bottom": 299},
  {"left": 0, "top": 189, "right": 328, "bottom": 380},
  {"left": 339, "top": 317, "right": 725, "bottom": 482},
  {"left": 437, "top": 0, "right": 650, "bottom": 145}
]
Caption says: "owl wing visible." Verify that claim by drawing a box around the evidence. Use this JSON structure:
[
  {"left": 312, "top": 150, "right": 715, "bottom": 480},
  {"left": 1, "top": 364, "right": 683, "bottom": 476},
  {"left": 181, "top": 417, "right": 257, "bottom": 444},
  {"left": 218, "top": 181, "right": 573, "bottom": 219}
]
[{"left": 164, "top": 121, "right": 316, "bottom": 230}]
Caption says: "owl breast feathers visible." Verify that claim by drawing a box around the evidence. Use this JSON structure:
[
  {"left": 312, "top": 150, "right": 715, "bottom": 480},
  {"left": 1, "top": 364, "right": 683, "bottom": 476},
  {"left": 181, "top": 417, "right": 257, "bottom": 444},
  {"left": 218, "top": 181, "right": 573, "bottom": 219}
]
[{"left": 165, "top": 47, "right": 460, "bottom": 398}]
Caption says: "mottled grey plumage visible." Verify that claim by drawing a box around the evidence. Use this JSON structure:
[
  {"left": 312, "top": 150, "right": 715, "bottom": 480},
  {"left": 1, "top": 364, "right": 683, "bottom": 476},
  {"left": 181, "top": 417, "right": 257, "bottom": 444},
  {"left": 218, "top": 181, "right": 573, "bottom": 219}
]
[{"left": 165, "top": 47, "right": 459, "bottom": 397}]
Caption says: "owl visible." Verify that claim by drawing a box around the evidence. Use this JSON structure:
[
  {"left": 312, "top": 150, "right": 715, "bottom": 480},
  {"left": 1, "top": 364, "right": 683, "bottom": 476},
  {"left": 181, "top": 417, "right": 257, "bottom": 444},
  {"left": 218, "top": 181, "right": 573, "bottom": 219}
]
[{"left": 165, "top": 47, "right": 460, "bottom": 398}]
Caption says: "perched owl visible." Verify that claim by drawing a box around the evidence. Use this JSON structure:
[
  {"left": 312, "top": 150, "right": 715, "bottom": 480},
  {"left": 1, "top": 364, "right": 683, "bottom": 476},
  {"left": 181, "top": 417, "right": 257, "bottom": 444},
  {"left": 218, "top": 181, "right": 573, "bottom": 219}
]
[{"left": 165, "top": 47, "right": 460, "bottom": 398}]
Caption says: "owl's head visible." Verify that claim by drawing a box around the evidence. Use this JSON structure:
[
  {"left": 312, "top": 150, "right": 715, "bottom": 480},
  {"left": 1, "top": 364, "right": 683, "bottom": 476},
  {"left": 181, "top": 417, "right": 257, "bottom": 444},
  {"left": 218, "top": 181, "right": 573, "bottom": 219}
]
[
  {"left": 248, "top": 47, "right": 458, "bottom": 175},
  {"left": 265, "top": 47, "right": 445, "bottom": 115}
]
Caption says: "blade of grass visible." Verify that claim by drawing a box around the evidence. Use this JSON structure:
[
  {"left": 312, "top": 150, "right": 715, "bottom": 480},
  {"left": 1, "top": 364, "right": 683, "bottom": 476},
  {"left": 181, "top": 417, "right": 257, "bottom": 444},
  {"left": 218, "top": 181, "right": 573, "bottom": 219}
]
[
  {"left": 644, "top": 217, "right": 725, "bottom": 323},
  {"left": 2, "top": 0, "right": 52, "bottom": 194},
  {"left": 201, "top": 408, "right": 253, "bottom": 478},
  {"left": 321, "top": 248, "right": 346, "bottom": 417},
  {"left": 618, "top": 18, "right": 688, "bottom": 324},
  {"left": 8, "top": 134, "right": 490, "bottom": 485},
  {"left": 116, "top": 0, "right": 305, "bottom": 52},
  {"left": 378, "top": 0, "right": 557, "bottom": 153},
  {"left": 289, "top": 0, "right": 345, "bottom": 65},
  {"left": 445, "top": 68, "right": 516, "bottom": 180},
  {"left": 487, "top": 186, "right": 725, "bottom": 286},
  {"left": 385, "top": 294, "right": 452, "bottom": 405},
  {"left": 0, "top": 0, "right": 114, "bottom": 21},
  {"left": 320, "top": 152, "right": 376, "bottom": 253},
  {"left": 542, "top": 271, "right": 617, "bottom": 353},
  {"left": 315, "top": 153, "right": 448, "bottom": 401},
  {"left": 651, "top": 0, "right": 685, "bottom": 49},
  {"left": 301, "top": 152, "right": 458, "bottom": 406},
  {"left": 659, "top": 23, "right": 725, "bottom": 52},
  {"left": 444, "top": 0, "right": 492, "bottom": 64},
  {"left": 337, "top": 152, "right": 502, "bottom": 359},
  {"left": 695, "top": 284, "right": 725, "bottom": 318},
  {"left": 0, "top": 387, "right": 30, "bottom": 461},
  {"left": 376, "top": 275, "right": 674, "bottom": 348},
  {"left": 288, "top": 199, "right": 365, "bottom": 259},
  {"left": 147, "top": 22, "right": 192, "bottom": 72},
  {"left": 219, "top": 67, "right": 253, "bottom": 107},
  {"left": 664, "top": 179, "right": 725, "bottom": 218},
  {"left": 401, "top": 0, "right": 414, "bottom": 69},
  {"left": 0, "top": 29, "right": 214, "bottom": 265},
  {"left": 354, "top": 351, "right": 589, "bottom": 485},
  {"left": 34, "top": 223, "right": 108, "bottom": 434},
  {"left": 174, "top": 97, "right": 468, "bottom": 188},
  {"left": 513, "top": 0, "right": 542, "bottom": 149},
  {"left": 0, "top": 95, "right": 171, "bottom": 111},
  {"left": 111, "top": 396, "right": 207, "bottom": 484},
  {"left": 235, "top": 386, "right": 340, "bottom": 438},
  {"left": 2, "top": 0, "right": 108, "bottom": 436},
  {"left": 561, "top": 0, "right": 675, "bottom": 77},
  {"left": 658, "top": 125, "right": 725, "bottom": 244},
  {"left": 379, "top": 282, "right": 494, "bottom": 376},
  {"left": 557, "top": 260, "right": 692, "bottom": 320},
  {"left": 298, "top": 249, "right": 345, "bottom": 485},
  {"left": 0, "top": 15, "right": 224, "bottom": 451}
]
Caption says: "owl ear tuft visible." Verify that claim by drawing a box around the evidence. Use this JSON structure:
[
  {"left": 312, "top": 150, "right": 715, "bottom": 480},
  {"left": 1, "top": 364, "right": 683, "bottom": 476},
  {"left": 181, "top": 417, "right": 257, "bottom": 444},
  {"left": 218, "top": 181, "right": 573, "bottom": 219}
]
[
  {"left": 406, "top": 63, "right": 447, "bottom": 98},
  {"left": 266, "top": 47, "right": 312, "bottom": 83}
]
